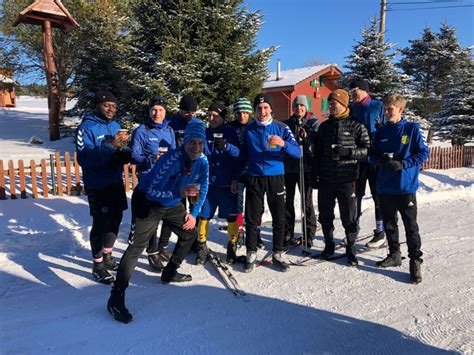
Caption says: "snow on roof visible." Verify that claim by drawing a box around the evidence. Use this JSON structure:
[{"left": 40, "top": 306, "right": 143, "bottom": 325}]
[{"left": 263, "top": 64, "right": 338, "bottom": 89}]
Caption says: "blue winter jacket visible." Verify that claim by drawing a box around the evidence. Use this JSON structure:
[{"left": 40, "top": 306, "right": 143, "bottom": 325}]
[
  {"left": 204, "top": 124, "right": 240, "bottom": 186},
  {"left": 242, "top": 118, "right": 300, "bottom": 176},
  {"left": 168, "top": 114, "right": 202, "bottom": 146},
  {"left": 76, "top": 113, "right": 123, "bottom": 189},
  {"left": 369, "top": 119, "right": 429, "bottom": 195},
  {"left": 137, "top": 147, "right": 209, "bottom": 218},
  {"left": 130, "top": 117, "right": 176, "bottom": 177},
  {"left": 350, "top": 98, "right": 385, "bottom": 139}
]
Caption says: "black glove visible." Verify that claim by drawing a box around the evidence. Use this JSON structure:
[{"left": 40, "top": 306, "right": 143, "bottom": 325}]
[
  {"left": 333, "top": 145, "right": 351, "bottom": 158},
  {"left": 214, "top": 137, "right": 227, "bottom": 151},
  {"left": 384, "top": 160, "right": 403, "bottom": 171},
  {"left": 111, "top": 147, "right": 132, "bottom": 166}
]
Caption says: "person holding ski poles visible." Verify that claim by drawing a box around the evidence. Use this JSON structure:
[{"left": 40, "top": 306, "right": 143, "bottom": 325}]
[
  {"left": 282, "top": 95, "right": 319, "bottom": 249},
  {"left": 76, "top": 91, "right": 131, "bottom": 284},
  {"left": 311, "top": 89, "right": 370, "bottom": 266},
  {"left": 107, "top": 121, "right": 209, "bottom": 324},
  {"left": 241, "top": 93, "right": 300, "bottom": 273},
  {"left": 129, "top": 96, "right": 176, "bottom": 273}
]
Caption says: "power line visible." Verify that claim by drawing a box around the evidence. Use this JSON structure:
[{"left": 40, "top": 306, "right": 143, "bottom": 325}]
[
  {"left": 387, "top": 4, "right": 473, "bottom": 10},
  {"left": 389, "top": 1, "right": 468, "bottom": 4}
]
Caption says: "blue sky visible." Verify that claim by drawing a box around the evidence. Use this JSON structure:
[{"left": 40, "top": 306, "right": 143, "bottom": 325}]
[{"left": 246, "top": 0, "right": 473, "bottom": 72}]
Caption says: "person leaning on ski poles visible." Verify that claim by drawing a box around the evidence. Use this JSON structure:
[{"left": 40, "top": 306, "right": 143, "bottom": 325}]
[
  {"left": 195, "top": 102, "right": 243, "bottom": 266},
  {"left": 75, "top": 91, "right": 132, "bottom": 285},
  {"left": 282, "top": 95, "right": 320, "bottom": 248},
  {"left": 240, "top": 93, "right": 300, "bottom": 273},
  {"left": 310, "top": 89, "right": 370, "bottom": 266},
  {"left": 107, "top": 121, "right": 209, "bottom": 324}
]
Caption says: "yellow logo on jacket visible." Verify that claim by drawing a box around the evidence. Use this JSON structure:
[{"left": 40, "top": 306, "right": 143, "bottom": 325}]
[{"left": 401, "top": 135, "right": 409, "bottom": 145}]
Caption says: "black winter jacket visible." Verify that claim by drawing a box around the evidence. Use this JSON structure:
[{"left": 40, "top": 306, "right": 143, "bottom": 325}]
[
  {"left": 312, "top": 112, "right": 370, "bottom": 184},
  {"left": 283, "top": 113, "right": 320, "bottom": 174}
]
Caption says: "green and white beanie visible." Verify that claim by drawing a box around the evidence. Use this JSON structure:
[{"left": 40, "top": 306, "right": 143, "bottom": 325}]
[{"left": 233, "top": 98, "right": 253, "bottom": 113}]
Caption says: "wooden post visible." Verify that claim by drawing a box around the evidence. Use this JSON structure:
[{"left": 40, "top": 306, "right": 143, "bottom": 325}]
[
  {"left": 41, "top": 159, "right": 48, "bottom": 198},
  {"left": 0, "top": 159, "right": 5, "bottom": 200},
  {"left": 42, "top": 20, "right": 60, "bottom": 141},
  {"left": 73, "top": 152, "right": 82, "bottom": 195},
  {"left": 55, "top": 151, "right": 63, "bottom": 196},
  {"left": 19, "top": 159, "right": 27, "bottom": 199},
  {"left": 30, "top": 160, "right": 38, "bottom": 198},
  {"left": 64, "top": 151, "right": 72, "bottom": 195},
  {"left": 8, "top": 160, "right": 16, "bottom": 199}
]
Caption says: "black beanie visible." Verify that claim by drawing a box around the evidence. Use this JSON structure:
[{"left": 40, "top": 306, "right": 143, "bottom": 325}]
[
  {"left": 149, "top": 96, "right": 168, "bottom": 110},
  {"left": 349, "top": 79, "right": 370, "bottom": 93},
  {"left": 208, "top": 102, "right": 227, "bottom": 119},
  {"left": 94, "top": 91, "right": 117, "bottom": 105},
  {"left": 179, "top": 94, "right": 198, "bottom": 112},
  {"left": 253, "top": 93, "right": 273, "bottom": 109}
]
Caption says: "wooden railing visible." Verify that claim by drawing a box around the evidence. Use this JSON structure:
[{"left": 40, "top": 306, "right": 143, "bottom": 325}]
[{"left": 0, "top": 146, "right": 472, "bottom": 200}]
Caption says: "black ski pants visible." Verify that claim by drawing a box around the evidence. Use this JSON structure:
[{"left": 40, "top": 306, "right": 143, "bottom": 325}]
[
  {"left": 157, "top": 198, "right": 187, "bottom": 251},
  {"left": 379, "top": 193, "right": 423, "bottom": 260},
  {"left": 245, "top": 175, "right": 285, "bottom": 253},
  {"left": 284, "top": 172, "right": 317, "bottom": 238},
  {"left": 318, "top": 180, "right": 358, "bottom": 239},
  {"left": 115, "top": 189, "right": 196, "bottom": 290},
  {"left": 86, "top": 183, "right": 127, "bottom": 259},
  {"left": 355, "top": 162, "right": 382, "bottom": 223}
]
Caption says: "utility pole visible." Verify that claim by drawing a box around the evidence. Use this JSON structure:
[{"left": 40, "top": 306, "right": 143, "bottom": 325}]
[{"left": 379, "top": 0, "right": 387, "bottom": 44}]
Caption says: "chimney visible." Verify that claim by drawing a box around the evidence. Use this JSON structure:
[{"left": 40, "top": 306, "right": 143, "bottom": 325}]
[{"left": 276, "top": 59, "right": 281, "bottom": 81}]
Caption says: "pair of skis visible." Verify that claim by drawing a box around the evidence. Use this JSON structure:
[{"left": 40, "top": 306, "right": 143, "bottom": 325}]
[{"left": 207, "top": 249, "right": 250, "bottom": 302}]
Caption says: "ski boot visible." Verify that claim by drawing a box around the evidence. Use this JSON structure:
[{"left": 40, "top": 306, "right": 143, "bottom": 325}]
[
  {"left": 161, "top": 260, "right": 192, "bottom": 283},
  {"left": 226, "top": 241, "right": 238, "bottom": 264},
  {"left": 244, "top": 252, "right": 257, "bottom": 273},
  {"left": 366, "top": 229, "right": 386, "bottom": 248},
  {"left": 147, "top": 252, "right": 164, "bottom": 273},
  {"left": 196, "top": 242, "right": 209, "bottom": 265},
  {"left": 107, "top": 287, "right": 133, "bottom": 324},
  {"left": 376, "top": 252, "right": 402, "bottom": 268},
  {"left": 272, "top": 252, "right": 290, "bottom": 272},
  {"left": 92, "top": 262, "right": 115, "bottom": 284},
  {"left": 103, "top": 253, "right": 119, "bottom": 271},
  {"left": 409, "top": 259, "right": 423, "bottom": 284}
]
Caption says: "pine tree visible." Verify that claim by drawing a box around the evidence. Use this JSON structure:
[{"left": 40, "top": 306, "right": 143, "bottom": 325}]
[
  {"left": 343, "top": 18, "right": 404, "bottom": 99},
  {"left": 124, "top": 0, "right": 275, "bottom": 119},
  {"left": 431, "top": 58, "right": 474, "bottom": 145}
]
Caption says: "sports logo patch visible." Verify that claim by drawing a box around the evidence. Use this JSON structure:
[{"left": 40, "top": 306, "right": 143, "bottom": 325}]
[{"left": 401, "top": 135, "right": 409, "bottom": 145}]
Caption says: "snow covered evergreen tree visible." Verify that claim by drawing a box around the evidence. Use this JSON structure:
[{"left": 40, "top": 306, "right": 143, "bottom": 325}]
[
  {"left": 125, "top": 0, "right": 275, "bottom": 118},
  {"left": 343, "top": 18, "right": 404, "bottom": 99},
  {"left": 431, "top": 57, "right": 474, "bottom": 145}
]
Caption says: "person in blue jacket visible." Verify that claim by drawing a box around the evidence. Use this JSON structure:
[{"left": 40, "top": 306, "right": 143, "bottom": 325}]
[
  {"left": 76, "top": 91, "right": 132, "bottom": 284},
  {"left": 196, "top": 102, "right": 242, "bottom": 265},
  {"left": 107, "top": 121, "right": 209, "bottom": 323},
  {"left": 369, "top": 93, "right": 429, "bottom": 284},
  {"left": 241, "top": 93, "right": 300, "bottom": 273},
  {"left": 349, "top": 79, "right": 386, "bottom": 248},
  {"left": 129, "top": 97, "right": 176, "bottom": 273}
]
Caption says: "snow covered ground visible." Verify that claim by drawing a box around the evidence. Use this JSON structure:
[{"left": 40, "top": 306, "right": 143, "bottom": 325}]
[{"left": 1, "top": 98, "right": 473, "bottom": 354}]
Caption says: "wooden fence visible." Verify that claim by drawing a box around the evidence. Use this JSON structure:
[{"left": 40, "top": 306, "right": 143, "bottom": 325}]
[{"left": 0, "top": 146, "right": 473, "bottom": 200}]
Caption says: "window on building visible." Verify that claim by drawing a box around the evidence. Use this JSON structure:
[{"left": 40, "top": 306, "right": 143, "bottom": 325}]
[
  {"left": 321, "top": 97, "right": 329, "bottom": 112},
  {"left": 306, "top": 96, "right": 312, "bottom": 112}
]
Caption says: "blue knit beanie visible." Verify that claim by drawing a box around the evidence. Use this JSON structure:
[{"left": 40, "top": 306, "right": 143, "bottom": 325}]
[{"left": 184, "top": 121, "right": 206, "bottom": 146}]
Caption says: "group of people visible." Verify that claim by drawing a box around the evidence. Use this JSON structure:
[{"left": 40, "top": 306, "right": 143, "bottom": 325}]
[{"left": 75, "top": 79, "right": 429, "bottom": 324}]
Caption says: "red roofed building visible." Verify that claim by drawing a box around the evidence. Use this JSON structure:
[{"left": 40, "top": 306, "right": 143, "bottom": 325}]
[{"left": 262, "top": 63, "right": 342, "bottom": 121}]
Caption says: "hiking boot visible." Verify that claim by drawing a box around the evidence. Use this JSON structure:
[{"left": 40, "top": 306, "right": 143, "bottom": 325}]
[
  {"left": 158, "top": 246, "right": 171, "bottom": 263},
  {"left": 376, "top": 252, "right": 402, "bottom": 268},
  {"left": 103, "top": 253, "right": 119, "bottom": 271},
  {"left": 272, "top": 252, "right": 290, "bottom": 272},
  {"left": 226, "top": 241, "right": 238, "bottom": 264},
  {"left": 147, "top": 252, "right": 164, "bottom": 273},
  {"left": 244, "top": 252, "right": 257, "bottom": 273},
  {"left": 366, "top": 229, "right": 386, "bottom": 248},
  {"left": 92, "top": 262, "right": 115, "bottom": 284},
  {"left": 107, "top": 288, "right": 133, "bottom": 324},
  {"left": 161, "top": 261, "right": 192, "bottom": 283},
  {"left": 196, "top": 242, "right": 209, "bottom": 265},
  {"left": 409, "top": 259, "right": 423, "bottom": 284},
  {"left": 320, "top": 241, "right": 335, "bottom": 260}
]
